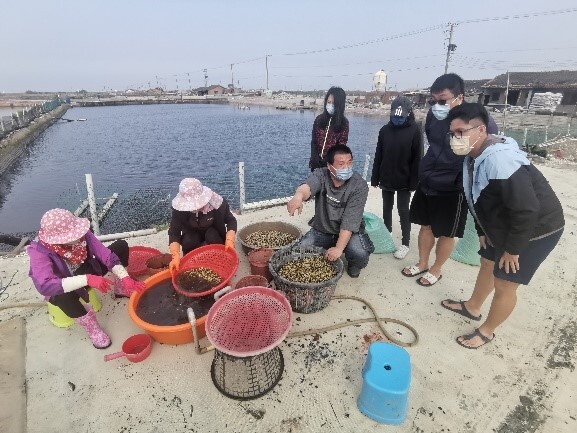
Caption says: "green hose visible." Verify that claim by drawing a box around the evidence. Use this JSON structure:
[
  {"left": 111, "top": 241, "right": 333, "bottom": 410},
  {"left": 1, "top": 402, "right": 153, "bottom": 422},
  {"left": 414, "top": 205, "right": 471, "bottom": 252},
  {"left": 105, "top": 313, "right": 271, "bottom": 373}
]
[
  {"left": 0, "top": 302, "right": 46, "bottom": 312},
  {"left": 287, "top": 295, "right": 419, "bottom": 347}
]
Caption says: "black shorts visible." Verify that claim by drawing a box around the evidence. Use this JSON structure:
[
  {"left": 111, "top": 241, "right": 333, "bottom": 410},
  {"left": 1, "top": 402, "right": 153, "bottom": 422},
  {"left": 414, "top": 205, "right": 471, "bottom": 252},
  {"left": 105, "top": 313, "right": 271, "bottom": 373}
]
[
  {"left": 479, "top": 229, "right": 563, "bottom": 285},
  {"left": 409, "top": 186, "right": 467, "bottom": 238}
]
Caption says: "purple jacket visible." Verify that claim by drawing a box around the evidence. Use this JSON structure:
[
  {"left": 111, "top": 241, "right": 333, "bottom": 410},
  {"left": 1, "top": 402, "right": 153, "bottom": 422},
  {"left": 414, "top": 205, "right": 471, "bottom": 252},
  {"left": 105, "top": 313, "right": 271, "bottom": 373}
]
[{"left": 28, "top": 231, "right": 121, "bottom": 297}]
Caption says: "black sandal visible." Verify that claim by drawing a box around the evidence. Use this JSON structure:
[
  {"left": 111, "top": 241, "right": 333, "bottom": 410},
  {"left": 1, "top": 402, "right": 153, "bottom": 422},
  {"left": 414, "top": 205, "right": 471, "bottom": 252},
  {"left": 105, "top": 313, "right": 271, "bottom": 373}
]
[
  {"left": 456, "top": 328, "right": 494, "bottom": 349},
  {"left": 441, "top": 299, "right": 482, "bottom": 321}
]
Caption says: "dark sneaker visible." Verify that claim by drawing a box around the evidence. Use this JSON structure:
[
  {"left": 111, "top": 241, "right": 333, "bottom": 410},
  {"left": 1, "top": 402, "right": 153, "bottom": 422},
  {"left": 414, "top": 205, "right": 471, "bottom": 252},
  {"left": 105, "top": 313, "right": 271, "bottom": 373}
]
[{"left": 347, "top": 266, "right": 361, "bottom": 278}]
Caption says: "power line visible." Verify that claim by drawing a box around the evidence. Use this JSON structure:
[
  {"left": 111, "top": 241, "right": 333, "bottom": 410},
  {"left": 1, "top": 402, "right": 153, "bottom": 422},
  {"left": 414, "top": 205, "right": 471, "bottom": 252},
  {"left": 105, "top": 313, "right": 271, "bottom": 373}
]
[
  {"left": 277, "top": 25, "right": 445, "bottom": 57},
  {"left": 456, "top": 7, "right": 577, "bottom": 24}
]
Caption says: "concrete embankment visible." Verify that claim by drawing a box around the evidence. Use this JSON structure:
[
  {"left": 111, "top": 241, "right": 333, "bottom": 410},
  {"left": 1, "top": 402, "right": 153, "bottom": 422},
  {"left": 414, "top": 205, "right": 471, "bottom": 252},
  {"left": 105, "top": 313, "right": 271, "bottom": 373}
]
[{"left": 0, "top": 104, "right": 69, "bottom": 175}]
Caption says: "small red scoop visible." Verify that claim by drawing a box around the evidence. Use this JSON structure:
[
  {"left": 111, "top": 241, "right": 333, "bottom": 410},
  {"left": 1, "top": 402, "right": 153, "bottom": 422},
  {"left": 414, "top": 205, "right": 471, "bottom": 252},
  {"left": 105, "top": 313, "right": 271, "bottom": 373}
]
[{"left": 104, "top": 334, "right": 152, "bottom": 363}]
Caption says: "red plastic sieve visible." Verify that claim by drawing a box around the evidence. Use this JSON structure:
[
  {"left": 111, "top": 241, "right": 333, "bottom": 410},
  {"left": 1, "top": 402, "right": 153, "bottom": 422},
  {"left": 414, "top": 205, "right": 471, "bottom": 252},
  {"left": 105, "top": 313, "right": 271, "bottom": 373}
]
[
  {"left": 172, "top": 244, "right": 239, "bottom": 298},
  {"left": 127, "top": 246, "right": 162, "bottom": 278},
  {"left": 103, "top": 334, "right": 152, "bottom": 363},
  {"left": 205, "top": 286, "right": 293, "bottom": 357}
]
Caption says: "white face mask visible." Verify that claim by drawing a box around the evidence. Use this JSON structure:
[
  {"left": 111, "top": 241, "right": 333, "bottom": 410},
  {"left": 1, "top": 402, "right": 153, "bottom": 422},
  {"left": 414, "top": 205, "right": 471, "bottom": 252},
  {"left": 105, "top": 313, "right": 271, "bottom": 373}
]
[
  {"left": 326, "top": 103, "right": 335, "bottom": 115},
  {"left": 450, "top": 136, "right": 473, "bottom": 155}
]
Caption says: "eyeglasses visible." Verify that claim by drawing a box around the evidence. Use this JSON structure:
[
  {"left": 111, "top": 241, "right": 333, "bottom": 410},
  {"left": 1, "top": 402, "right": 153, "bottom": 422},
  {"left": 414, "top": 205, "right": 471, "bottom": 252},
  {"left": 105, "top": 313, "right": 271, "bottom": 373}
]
[
  {"left": 428, "top": 95, "right": 459, "bottom": 106},
  {"left": 447, "top": 125, "right": 481, "bottom": 139}
]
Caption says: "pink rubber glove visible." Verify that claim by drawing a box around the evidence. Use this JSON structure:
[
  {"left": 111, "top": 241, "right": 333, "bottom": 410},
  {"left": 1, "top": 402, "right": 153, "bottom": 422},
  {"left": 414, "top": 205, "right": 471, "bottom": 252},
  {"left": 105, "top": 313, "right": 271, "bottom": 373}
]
[
  {"left": 86, "top": 275, "right": 112, "bottom": 293},
  {"left": 121, "top": 277, "right": 146, "bottom": 295}
]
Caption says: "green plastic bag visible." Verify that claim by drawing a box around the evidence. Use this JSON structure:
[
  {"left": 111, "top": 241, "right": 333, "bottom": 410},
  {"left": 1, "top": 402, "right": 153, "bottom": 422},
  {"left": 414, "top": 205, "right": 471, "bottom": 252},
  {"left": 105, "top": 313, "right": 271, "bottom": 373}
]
[
  {"left": 450, "top": 212, "right": 480, "bottom": 266},
  {"left": 362, "top": 211, "right": 397, "bottom": 254}
]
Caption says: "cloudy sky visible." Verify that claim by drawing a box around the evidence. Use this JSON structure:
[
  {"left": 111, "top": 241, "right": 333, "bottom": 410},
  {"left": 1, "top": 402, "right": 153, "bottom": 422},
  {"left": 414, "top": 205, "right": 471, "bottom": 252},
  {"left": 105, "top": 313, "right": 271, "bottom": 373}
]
[{"left": 2, "top": 0, "right": 577, "bottom": 92}]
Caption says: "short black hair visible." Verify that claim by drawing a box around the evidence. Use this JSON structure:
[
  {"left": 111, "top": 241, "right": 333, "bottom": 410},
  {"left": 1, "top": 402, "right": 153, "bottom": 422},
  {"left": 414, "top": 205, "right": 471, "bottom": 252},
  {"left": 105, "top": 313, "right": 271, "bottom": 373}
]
[
  {"left": 326, "top": 144, "right": 353, "bottom": 164},
  {"left": 447, "top": 102, "right": 489, "bottom": 126},
  {"left": 430, "top": 73, "right": 465, "bottom": 97}
]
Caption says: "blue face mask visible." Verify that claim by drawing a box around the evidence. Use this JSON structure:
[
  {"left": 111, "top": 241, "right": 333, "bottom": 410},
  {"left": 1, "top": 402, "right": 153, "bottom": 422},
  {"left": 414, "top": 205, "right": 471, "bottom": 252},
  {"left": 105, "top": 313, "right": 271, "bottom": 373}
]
[
  {"left": 326, "top": 103, "right": 335, "bottom": 115},
  {"left": 391, "top": 115, "right": 407, "bottom": 126},
  {"left": 330, "top": 164, "right": 353, "bottom": 181},
  {"left": 431, "top": 103, "right": 450, "bottom": 120}
]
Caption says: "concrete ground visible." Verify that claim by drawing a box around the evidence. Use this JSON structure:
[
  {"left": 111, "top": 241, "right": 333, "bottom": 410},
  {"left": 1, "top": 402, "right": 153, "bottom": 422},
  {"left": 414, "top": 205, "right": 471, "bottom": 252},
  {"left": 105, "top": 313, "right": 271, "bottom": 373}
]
[{"left": 0, "top": 163, "right": 576, "bottom": 433}]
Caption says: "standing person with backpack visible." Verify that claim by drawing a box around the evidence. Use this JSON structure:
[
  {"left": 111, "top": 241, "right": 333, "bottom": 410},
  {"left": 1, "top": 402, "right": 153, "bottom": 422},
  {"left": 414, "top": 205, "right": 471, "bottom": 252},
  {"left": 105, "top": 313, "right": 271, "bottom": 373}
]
[
  {"left": 309, "top": 86, "right": 349, "bottom": 172},
  {"left": 371, "top": 96, "right": 423, "bottom": 259}
]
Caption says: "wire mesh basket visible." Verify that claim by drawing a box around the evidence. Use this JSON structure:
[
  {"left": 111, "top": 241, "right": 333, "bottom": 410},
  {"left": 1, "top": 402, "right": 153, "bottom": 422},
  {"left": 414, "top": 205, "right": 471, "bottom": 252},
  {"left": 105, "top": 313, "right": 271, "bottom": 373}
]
[
  {"left": 172, "top": 244, "right": 239, "bottom": 298},
  {"left": 211, "top": 347, "right": 284, "bottom": 400},
  {"left": 205, "top": 286, "right": 293, "bottom": 400},
  {"left": 268, "top": 245, "right": 344, "bottom": 314}
]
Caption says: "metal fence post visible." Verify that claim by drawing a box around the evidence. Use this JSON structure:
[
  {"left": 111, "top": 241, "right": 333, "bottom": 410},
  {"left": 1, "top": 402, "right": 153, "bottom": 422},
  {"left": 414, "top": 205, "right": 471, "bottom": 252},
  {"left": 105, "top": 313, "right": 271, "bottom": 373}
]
[
  {"left": 362, "top": 154, "right": 370, "bottom": 181},
  {"left": 85, "top": 174, "right": 100, "bottom": 235},
  {"left": 545, "top": 126, "right": 548, "bottom": 143},
  {"left": 238, "top": 161, "right": 246, "bottom": 214}
]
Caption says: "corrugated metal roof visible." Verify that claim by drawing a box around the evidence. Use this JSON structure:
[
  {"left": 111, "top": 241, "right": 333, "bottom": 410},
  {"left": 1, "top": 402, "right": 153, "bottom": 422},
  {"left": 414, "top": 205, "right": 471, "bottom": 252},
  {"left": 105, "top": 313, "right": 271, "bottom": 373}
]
[{"left": 482, "top": 70, "right": 577, "bottom": 89}]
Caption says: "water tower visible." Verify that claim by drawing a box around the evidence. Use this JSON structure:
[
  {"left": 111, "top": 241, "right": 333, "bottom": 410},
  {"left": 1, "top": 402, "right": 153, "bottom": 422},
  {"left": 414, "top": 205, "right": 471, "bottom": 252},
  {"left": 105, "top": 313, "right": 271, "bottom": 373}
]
[{"left": 373, "top": 70, "right": 387, "bottom": 92}]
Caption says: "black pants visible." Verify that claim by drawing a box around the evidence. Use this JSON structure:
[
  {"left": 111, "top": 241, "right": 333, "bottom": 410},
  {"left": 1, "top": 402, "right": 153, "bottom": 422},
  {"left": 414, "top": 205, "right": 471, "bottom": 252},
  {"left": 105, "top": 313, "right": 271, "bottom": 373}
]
[
  {"left": 382, "top": 190, "right": 411, "bottom": 247},
  {"left": 181, "top": 228, "right": 223, "bottom": 255},
  {"left": 48, "top": 240, "right": 128, "bottom": 318}
]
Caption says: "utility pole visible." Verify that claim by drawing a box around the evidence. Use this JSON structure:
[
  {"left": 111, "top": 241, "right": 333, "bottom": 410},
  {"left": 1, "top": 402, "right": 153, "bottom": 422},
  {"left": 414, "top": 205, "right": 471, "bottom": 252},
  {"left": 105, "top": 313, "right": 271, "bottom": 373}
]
[
  {"left": 203, "top": 69, "right": 208, "bottom": 88},
  {"left": 503, "top": 70, "right": 510, "bottom": 134},
  {"left": 230, "top": 64, "right": 234, "bottom": 92},
  {"left": 444, "top": 23, "right": 457, "bottom": 74},
  {"left": 265, "top": 55, "right": 270, "bottom": 90}
]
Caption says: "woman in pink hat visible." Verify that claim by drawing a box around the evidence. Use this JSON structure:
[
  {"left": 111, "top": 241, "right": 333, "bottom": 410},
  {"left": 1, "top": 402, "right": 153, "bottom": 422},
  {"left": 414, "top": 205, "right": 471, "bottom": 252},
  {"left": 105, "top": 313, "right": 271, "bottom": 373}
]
[
  {"left": 27, "top": 208, "right": 146, "bottom": 349},
  {"left": 168, "top": 178, "right": 237, "bottom": 274}
]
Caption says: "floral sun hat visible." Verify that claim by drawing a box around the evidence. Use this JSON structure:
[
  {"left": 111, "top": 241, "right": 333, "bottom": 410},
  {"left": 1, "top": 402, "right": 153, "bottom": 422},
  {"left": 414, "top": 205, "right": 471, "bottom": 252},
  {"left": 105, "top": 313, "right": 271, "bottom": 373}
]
[
  {"left": 171, "top": 178, "right": 214, "bottom": 212},
  {"left": 38, "top": 208, "right": 91, "bottom": 245}
]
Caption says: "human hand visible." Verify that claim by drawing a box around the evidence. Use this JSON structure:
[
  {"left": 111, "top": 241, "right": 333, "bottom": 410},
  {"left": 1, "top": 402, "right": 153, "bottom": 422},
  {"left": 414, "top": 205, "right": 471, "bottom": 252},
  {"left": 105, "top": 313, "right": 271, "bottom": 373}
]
[
  {"left": 86, "top": 275, "right": 112, "bottom": 293},
  {"left": 479, "top": 236, "right": 487, "bottom": 249},
  {"left": 287, "top": 197, "right": 303, "bottom": 216},
  {"left": 325, "top": 247, "right": 343, "bottom": 262},
  {"left": 121, "top": 277, "right": 146, "bottom": 295},
  {"left": 499, "top": 252, "right": 520, "bottom": 274},
  {"left": 169, "top": 242, "right": 181, "bottom": 275}
]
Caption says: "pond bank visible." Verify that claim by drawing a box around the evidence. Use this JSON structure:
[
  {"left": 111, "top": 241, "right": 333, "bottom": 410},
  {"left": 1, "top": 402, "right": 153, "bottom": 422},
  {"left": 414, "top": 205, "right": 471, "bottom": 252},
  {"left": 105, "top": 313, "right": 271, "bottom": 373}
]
[{"left": 0, "top": 104, "right": 69, "bottom": 175}]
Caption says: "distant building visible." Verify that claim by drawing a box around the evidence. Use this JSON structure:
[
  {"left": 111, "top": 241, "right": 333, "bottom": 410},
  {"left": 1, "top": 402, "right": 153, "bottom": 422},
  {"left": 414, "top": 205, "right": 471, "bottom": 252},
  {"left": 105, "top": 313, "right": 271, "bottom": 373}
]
[
  {"left": 482, "top": 71, "right": 577, "bottom": 114},
  {"left": 195, "top": 85, "right": 227, "bottom": 96}
]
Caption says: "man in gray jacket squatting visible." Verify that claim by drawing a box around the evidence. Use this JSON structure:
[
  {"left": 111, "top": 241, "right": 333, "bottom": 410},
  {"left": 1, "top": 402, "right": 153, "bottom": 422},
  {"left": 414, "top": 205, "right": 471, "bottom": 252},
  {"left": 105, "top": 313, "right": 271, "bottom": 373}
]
[{"left": 287, "top": 144, "right": 375, "bottom": 278}]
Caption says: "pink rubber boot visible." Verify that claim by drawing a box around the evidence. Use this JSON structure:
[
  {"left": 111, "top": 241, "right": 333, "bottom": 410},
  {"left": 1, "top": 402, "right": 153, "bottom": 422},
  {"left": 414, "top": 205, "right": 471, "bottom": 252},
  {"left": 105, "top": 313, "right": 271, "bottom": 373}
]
[
  {"left": 113, "top": 276, "right": 130, "bottom": 298},
  {"left": 75, "top": 309, "right": 111, "bottom": 349}
]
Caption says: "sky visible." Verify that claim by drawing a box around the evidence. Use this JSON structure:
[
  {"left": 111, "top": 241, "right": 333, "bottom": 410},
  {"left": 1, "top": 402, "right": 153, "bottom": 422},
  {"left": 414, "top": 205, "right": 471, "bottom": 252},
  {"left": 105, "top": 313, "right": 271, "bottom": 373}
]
[{"left": 2, "top": 0, "right": 577, "bottom": 93}]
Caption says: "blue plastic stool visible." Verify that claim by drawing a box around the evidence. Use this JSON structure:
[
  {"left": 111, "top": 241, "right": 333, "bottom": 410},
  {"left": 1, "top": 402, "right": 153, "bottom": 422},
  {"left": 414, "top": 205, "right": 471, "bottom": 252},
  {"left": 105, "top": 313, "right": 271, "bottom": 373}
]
[{"left": 357, "top": 342, "right": 411, "bottom": 424}]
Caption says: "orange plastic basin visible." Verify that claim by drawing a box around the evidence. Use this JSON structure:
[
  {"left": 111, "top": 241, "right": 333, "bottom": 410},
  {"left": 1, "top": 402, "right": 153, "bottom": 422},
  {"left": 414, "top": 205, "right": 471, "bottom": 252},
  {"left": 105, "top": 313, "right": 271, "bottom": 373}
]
[{"left": 128, "top": 269, "right": 206, "bottom": 345}]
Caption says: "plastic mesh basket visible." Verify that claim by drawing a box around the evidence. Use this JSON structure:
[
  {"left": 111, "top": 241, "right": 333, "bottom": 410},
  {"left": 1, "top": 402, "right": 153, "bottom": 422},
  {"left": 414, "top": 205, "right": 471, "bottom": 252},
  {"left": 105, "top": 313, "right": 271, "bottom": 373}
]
[
  {"left": 127, "top": 246, "right": 162, "bottom": 277},
  {"left": 268, "top": 245, "right": 344, "bottom": 314},
  {"left": 172, "top": 244, "right": 239, "bottom": 298},
  {"left": 205, "top": 286, "right": 293, "bottom": 357}
]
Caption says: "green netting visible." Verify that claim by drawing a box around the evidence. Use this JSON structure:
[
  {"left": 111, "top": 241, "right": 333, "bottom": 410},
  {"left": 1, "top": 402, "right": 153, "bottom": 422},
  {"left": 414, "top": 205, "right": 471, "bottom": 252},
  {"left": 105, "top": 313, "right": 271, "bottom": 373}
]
[
  {"left": 450, "top": 212, "right": 480, "bottom": 266},
  {"left": 363, "top": 211, "right": 396, "bottom": 254}
]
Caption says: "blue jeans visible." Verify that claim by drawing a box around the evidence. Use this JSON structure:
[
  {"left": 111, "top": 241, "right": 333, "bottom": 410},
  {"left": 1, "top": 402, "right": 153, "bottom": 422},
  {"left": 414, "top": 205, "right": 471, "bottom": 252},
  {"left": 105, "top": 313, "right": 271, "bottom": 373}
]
[{"left": 297, "top": 228, "right": 374, "bottom": 270}]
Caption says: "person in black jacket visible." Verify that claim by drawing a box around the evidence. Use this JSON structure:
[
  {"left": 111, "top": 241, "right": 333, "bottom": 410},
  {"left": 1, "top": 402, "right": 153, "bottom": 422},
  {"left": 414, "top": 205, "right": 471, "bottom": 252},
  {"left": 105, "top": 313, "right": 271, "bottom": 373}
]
[
  {"left": 168, "top": 178, "right": 237, "bottom": 275},
  {"left": 402, "top": 73, "right": 499, "bottom": 287},
  {"left": 441, "top": 103, "right": 564, "bottom": 349},
  {"left": 309, "top": 87, "right": 349, "bottom": 171},
  {"left": 371, "top": 96, "right": 423, "bottom": 259}
]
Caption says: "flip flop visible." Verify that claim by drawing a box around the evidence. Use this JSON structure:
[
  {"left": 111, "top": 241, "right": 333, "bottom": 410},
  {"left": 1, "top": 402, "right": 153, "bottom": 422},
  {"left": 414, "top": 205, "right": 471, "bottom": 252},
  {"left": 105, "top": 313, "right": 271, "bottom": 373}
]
[
  {"left": 401, "top": 265, "right": 428, "bottom": 277},
  {"left": 441, "top": 299, "right": 482, "bottom": 321},
  {"left": 416, "top": 272, "right": 442, "bottom": 287},
  {"left": 456, "top": 328, "right": 495, "bottom": 349}
]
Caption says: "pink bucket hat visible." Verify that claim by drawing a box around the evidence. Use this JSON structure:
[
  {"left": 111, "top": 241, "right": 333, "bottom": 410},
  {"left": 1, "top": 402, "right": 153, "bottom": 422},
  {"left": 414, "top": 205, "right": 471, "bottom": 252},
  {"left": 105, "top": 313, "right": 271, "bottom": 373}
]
[
  {"left": 172, "top": 178, "right": 214, "bottom": 212},
  {"left": 38, "top": 208, "right": 91, "bottom": 245}
]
